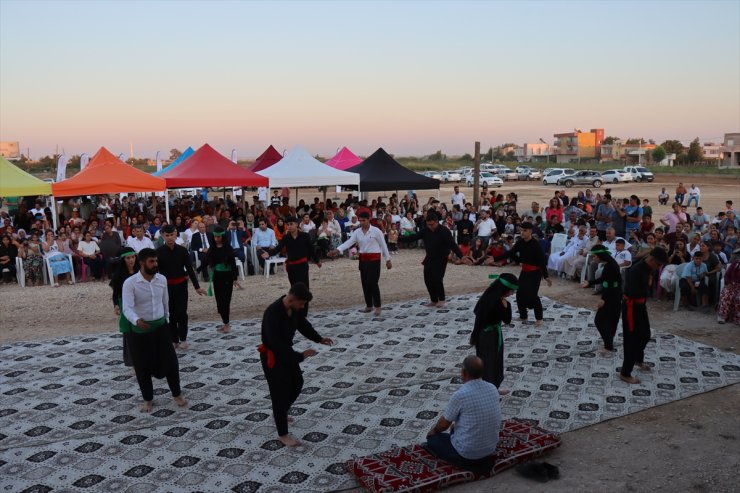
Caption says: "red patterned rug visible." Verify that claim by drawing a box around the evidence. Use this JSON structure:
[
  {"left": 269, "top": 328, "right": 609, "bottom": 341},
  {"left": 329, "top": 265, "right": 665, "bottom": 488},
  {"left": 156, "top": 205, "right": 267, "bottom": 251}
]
[{"left": 348, "top": 418, "right": 561, "bottom": 493}]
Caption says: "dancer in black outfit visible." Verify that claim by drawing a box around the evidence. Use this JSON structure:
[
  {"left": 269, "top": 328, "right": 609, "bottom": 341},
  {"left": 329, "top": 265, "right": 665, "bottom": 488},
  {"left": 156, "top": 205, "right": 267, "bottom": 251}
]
[
  {"left": 493, "top": 222, "right": 551, "bottom": 325},
  {"left": 206, "top": 226, "right": 238, "bottom": 334},
  {"left": 581, "top": 244, "right": 622, "bottom": 354},
  {"left": 399, "top": 211, "right": 463, "bottom": 308},
  {"left": 257, "top": 283, "right": 334, "bottom": 447},
  {"left": 619, "top": 248, "right": 667, "bottom": 384},
  {"left": 110, "top": 247, "right": 137, "bottom": 368},
  {"left": 469, "top": 273, "right": 518, "bottom": 393},
  {"left": 157, "top": 225, "right": 206, "bottom": 350}
]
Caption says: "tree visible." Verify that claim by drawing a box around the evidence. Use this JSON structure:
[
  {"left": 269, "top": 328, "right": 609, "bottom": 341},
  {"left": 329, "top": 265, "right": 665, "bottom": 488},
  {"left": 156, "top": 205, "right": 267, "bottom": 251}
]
[
  {"left": 603, "top": 136, "right": 620, "bottom": 145},
  {"left": 460, "top": 153, "right": 473, "bottom": 161},
  {"left": 483, "top": 147, "right": 493, "bottom": 161},
  {"left": 660, "top": 140, "right": 684, "bottom": 156},
  {"left": 427, "top": 150, "right": 446, "bottom": 161},
  {"left": 68, "top": 154, "right": 81, "bottom": 169},
  {"left": 506, "top": 151, "right": 516, "bottom": 160},
  {"left": 687, "top": 138, "right": 703, "bottom": 163},
  {"left": 626, "top": 138, "right": 645, "bottom": 145},
  {"left": 169, "top": 148, "right": 182, "bottom": 161},
  {"left": 652, "top": 146, "right": 666, "bottom": 164}
]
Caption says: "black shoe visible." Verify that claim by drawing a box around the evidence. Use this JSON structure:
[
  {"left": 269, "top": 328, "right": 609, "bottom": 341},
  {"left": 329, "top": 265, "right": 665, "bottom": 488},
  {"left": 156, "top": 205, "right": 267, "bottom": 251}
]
[
  {"left": 542, "top": 462, "right": 560, "bottom": 479},
  {"left": 515, "top": 461, "right": 549, "bottom": 482}
]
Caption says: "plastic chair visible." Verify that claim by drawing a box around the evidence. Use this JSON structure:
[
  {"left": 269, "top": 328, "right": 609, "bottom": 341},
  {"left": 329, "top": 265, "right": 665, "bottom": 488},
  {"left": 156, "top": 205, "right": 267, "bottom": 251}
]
[
  {"left": 580, "top": 253, "right": 593, "bottom": 284},
  {"left": 264, "top": 256, "right": 287, "bottom": 279},
  {"left": 45, "top": 254, "right": 76, "bottom": 285},
  {"left": 15, "top": 257, "right": 25, "bottom": 288},
  {"left": 550, "top": 233, "right": 568, "bottom": 255},
  {"left": 672, "top": 262, "right": 689, "bottom": 312}
]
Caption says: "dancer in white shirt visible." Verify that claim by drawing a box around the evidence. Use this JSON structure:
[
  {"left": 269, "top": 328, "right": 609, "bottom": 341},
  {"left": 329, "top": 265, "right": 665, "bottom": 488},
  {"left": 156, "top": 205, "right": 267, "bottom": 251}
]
[
  {"left": 122, "top": 248, "right": 187, "bottom": 413},
  {"left": 330, "top": 211, "right": 392, "bottom": 315}
]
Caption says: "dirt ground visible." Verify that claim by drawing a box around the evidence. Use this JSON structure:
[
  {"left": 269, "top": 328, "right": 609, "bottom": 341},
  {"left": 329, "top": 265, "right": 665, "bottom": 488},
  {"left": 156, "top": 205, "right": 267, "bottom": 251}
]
[{"left": 1, "top": 173, "right": 739, "bottom": 491}]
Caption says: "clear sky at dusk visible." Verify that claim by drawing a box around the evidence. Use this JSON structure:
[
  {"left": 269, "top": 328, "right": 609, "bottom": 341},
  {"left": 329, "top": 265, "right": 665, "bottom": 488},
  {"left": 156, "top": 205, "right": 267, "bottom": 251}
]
[{"left": 1, "top": 0, "right": 738, "bottom": 159}]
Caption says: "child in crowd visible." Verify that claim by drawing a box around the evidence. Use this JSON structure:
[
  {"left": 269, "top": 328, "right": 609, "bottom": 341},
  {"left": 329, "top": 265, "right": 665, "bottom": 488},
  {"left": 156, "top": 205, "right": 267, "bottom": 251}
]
[{"left": 387, "top": 228, "right": 399, "bottom": 254}]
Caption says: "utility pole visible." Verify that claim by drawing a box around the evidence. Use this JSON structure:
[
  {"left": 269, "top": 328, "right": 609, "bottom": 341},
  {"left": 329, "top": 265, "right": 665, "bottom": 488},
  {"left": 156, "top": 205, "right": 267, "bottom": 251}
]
[{"left": 473, "top": 142, "right": 481, "bottom": 209}]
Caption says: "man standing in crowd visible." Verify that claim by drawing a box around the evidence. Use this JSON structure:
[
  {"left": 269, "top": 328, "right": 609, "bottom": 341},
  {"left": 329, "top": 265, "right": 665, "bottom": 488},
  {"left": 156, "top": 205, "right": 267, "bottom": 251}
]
[
  {"left": 451, "top": 186, "right": 466, "bottom": 209},
  {"left": 624, "top": 195, "right": 643, "bottom": 238},
  {"left": 157, "top": 225, "right": 206, "bottom": 350},
  {"left": 595, "top": 195, "right": 614, "bottom": 241},
  {"left": 493, "top": 222, "right": 551, "bottom": 325},
  {"left": 331, "top": 211, "right": 392, "bottom": 315},
  {"left": 399, "top": 211, "right": 463, "bottom": 308},
  {"left": 620, "top": 248, "right": 668, "bottom": 384},
  {"left": 474, "top": 209, "right": 496, "bottom": 248},
  {"left": 258, "top": 283, "right": 334, "bottom": 447},
  {"left": 425, "top": 355, "right": 501, "bottom": 474},
  {"left": 122, "top": 248, "right": 187, "bottom": 413}
]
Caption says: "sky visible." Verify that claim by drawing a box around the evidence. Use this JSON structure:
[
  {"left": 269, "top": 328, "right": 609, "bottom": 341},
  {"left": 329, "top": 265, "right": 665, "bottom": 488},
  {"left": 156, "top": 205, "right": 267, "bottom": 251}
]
[{"left": 1, "top": 0, "right": 738, "bottom": 160}]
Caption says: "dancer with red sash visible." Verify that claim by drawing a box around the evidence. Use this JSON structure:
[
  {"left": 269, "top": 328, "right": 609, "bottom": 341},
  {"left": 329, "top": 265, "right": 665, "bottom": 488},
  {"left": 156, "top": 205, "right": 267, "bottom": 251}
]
[
  {"left": 262, "top": 216, "right": 321, "bottom": 314},
  {"left": 157, "top": 224, "right": 206, "bottom": 350},
  {"left": 257, "top": 283, "right": 334, "bottom": 447},
  {"left": 330, "top": 211, "right": 392, "bottom": 315},
  {"left": 581, "top": 244, "right": 623, "bottom": 354},
  {"left": 493, "top": 222, "right": 551, "bottom": 325},
  {"left": 619, "top": 247, "right": 667, "bottom": 384}
]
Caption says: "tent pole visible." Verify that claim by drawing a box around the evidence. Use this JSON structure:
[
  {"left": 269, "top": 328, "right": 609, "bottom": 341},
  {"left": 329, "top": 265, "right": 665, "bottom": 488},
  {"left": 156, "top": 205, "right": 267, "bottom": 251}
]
[
  {"left": 165, "top": 190, "right": 170, "bottom": 223},
  {"left": 50, "top": 196, "right": 58, "bottom": 232},
  {"left": 295, "top": 188, "right": 298, "bottom": 205}
]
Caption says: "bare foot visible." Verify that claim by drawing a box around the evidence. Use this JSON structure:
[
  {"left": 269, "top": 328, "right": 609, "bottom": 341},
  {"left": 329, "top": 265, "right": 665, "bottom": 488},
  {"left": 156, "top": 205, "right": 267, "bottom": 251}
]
[
  {"left": 173, "top": 395, "right": 188, "bottom": 407},
  {"left": 598, "top": 348, "right": 614, "bottom": 356},
  {"left": 498, "top": 388, "right": 510, "bottom": 396},
  {"left": 179, "top": 341, "right": 190, "bottom": 350},
  {"left": 141, "top": 401, "right": 153, "bottom": 413},
  {"left": 423, "top": 302, "right": 437, "bottom": 308},
  {"left": 636, "top": 362, "right": 651, "bottom": 372},
  {"left": 373, "top": 307, "right": 382, "bottom": 316},
  {"left": 535, "top": 320, "right": 544, "bottom": 327},
  {"left": 618, "top": 374, "right": 641, "bottom": 384},
  {"left": 360, "top": 307, "right": 372, "bottom": 313},
  {"left": 278, "top": 434, "right": 301, "bottom": 447},
  {"left": 436, "top": 301, "right": 446, "bottom": 309},
  {"left": 518, "top": 317, "right": 527, "bottom": 322},
  {"left": 217, "top": 324, "right": 231, "bottom": 333},
  {"left": 287, "top": 416, "right": 294, "bottom": 423}
]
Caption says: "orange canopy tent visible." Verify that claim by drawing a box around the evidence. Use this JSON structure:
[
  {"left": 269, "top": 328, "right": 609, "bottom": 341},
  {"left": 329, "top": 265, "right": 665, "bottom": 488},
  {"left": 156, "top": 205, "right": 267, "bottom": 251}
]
[{"left": 52, "top": 147, "right": 166, "bottom": 197}]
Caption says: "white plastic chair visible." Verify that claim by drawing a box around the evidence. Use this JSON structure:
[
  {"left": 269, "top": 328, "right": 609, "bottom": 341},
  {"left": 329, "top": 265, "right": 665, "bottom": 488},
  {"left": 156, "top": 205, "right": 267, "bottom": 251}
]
[
  {"left": 264, "top": 256, "right": 287, "bottom": 279},
  {"left": 580, "top": 253, "right": 593, "bottom": 284},
  {"left": 44, "top": 253, "right": 76, "bottom": 285},
  {"left": 550, "top": 233, "right": 568, "bottom": 255},
  {"left": 673, "top": 262, "right": 689, "bottom": 312},
  {"left": 15, "top": 257, "right": 25, "bottom": 287}
]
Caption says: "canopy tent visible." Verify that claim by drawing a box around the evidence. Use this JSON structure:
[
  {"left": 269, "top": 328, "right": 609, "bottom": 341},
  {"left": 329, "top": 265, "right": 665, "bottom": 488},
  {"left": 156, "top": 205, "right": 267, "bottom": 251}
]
[
  {"left": 346, "top": 148, "right": 440, "bottom": 192},
  {"left": 249, "top": 145, "right": 283, "bottom": 172},
  {"left": 159, "top": 143, "right": 268, "bottom": 188},
  {"left": 255, "top": 145, "right": 359, "bottom": 188},
  {"left": 153, "top": 147, "right": 194, "bottom": 176},
  {"left": 0, "top": 157, "right": 52, "bottom": 197},
  {"left": 52, "top": 147, "right": 166, "bottom": 197},
  {"left": 325, "top": 146, "right": 363, "bottom": 170}
]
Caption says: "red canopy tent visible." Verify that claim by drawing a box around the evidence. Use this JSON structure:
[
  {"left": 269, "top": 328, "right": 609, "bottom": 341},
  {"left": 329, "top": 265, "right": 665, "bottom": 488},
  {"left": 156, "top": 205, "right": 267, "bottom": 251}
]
[
  {"left": 52, "top": 147, "right": 166, "bottom": 197},
  {"left": 248, "top": 145, "right": 283, "bottom": 172},
  {"left": 325, "top": 146, "right": 363, "bottom": 170},
  {"left": 160, "top": 143, "right": 269, "bottom": 188}
]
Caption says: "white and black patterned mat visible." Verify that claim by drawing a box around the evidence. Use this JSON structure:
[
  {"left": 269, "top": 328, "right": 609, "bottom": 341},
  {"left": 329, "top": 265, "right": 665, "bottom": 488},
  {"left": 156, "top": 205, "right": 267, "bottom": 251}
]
[{"left": 1, "top": 296, "right": 738, "bottom": 492}]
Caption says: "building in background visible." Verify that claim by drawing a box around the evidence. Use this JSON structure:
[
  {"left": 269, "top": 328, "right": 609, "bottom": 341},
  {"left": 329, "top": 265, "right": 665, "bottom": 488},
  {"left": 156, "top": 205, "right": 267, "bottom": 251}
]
[
  {"left": 0, "top": 141, "right": 20, "bottom": 159},
  {"left": 552, "top": 128, "right": 604, "bottom": 163},
  {"left": 720, "top": 133, "right": 740, "bottom": 168},
  {"left": 601, "top": 140, "right": 657, "bottom": 165},
  {"left": 513, "top": 143, "right": 550, "bottom": 162},
  {"left": 702, "top": 142, "right": 722, "bottom": 161}
]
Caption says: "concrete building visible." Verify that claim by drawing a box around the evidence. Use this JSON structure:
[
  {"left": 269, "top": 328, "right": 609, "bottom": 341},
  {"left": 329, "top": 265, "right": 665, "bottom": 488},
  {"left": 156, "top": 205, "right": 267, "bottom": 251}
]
[
  {"left": 601, "top": 140, "right": 656, "bottom": 164},
  {"left": 0, "top": 141, "right": 20, "bottom": 159},
  {"left": 702, "top": 142, "right": 722, "bottom": 160},
  {"left": 513, "top": 143, "right": 550, "bottom": 162},
  {"left": 720, "top": 133, "right": 740, "bottom": 168},
  {"left": 553, "top": 128, "right": 604, "bottom": 163}
]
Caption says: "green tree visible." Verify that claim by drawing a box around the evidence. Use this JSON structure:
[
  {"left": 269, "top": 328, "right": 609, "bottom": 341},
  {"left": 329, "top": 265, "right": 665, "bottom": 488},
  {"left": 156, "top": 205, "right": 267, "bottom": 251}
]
[
  {"left": 660, "top": 140, "right": 684, "bottom": 155},
  {"left": 169, "top": 148, "right": 182, "bottom": 161},
  {"left": 602, "top": 136, "right": 620, "bottom": 145},
  {"left": 687, "top": 138, "right": 703, "bottom": 163},
  {"left": 626, "top": 138, "right": 645, "bottom": 145},
  {"left": 506, "top": 151, "right": 516, "bottom": 160},
  {"left": 460, "top": 153, "right": 473, "bottom": 161},
  {"left": 483, "top": 147, "right": 493, "bottom": 161},
  {"left": 427, "top": 150, "right": 446, "bottom": 161},
  {"left": 652, "top": 146, "right": 666, "bottom": 164}
]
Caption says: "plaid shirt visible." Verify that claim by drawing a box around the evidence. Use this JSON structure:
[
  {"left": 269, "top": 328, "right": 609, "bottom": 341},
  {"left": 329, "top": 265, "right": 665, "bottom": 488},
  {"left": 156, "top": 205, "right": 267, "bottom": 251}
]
[{"left": 443, "top": 379, "right": 501, "bottom": 460}]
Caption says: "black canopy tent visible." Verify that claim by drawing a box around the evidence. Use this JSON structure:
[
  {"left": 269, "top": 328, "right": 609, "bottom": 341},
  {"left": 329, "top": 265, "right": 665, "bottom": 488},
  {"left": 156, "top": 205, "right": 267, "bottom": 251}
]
[{"left": 346, "top": 148, "right": 440, "bottom": 192}]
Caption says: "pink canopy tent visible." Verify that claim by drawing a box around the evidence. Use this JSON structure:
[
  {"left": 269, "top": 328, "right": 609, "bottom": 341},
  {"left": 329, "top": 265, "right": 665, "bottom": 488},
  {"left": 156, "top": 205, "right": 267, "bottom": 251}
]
[
  {"left": 249, "top": 145, "right": 283, "bottom": 172},
  {"left": 325, "top": 146, "right": 363, "bottom": 170}
]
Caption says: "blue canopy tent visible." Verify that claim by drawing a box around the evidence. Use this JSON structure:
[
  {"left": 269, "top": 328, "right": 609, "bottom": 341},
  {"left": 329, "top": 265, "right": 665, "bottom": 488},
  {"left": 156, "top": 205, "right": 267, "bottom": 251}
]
[{"left": 153, "top": 147, "right": 194, "bottom": 176}]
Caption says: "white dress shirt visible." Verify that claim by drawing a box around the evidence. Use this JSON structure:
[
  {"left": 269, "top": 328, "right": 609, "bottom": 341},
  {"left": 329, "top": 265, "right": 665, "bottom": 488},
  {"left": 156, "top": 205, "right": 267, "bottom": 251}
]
[
  {"left": 337, "top": 225, "right": 391, "bottom": 261},
  {"left": 451, "top": 192, "right": 466, "bottom": 208},
  {"left": 122, "top": 271, "right": 169, "bottom": 324},
  {"left": 476, "top": 218, "right": 496, "bottom": 237},
  {"left": 299, "top": 221, "right": 316, "bottom": 233},
  {"left": 126, "top": 236, "right": 155, "bottom": 253},
  {"left": 614, "top": 249, "right": 632, "bottom": 267},
  {"left": 603, "top": 237, "right": 630, "bottom": 254},
  {"left": 252, "top": 227, "right": 277, "bottom": 248}
]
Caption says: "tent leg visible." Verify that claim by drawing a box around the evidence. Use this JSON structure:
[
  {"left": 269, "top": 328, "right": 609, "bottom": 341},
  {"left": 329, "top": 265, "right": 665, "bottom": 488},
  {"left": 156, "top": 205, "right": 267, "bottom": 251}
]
[
  {"left": 295, "top": 188, "right": 298, "bottom": 205},
  {"left": 165, "top": 190, "right": 170, "bottom": 223},
  {"left": 50, "top": 196, "right": 58, "bottom": 232}
]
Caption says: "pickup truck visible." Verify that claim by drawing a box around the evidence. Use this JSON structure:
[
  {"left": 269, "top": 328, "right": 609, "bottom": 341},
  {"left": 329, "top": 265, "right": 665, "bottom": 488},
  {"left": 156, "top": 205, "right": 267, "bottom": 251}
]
[{"left": 623, "top": 166, "right": 654, "bottom": 182}]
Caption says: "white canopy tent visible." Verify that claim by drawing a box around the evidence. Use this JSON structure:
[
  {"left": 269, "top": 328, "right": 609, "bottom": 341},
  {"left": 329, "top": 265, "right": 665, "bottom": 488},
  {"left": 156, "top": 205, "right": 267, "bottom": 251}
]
[{"left": 255, "top": 145, "right": 360, "bottom": 188}]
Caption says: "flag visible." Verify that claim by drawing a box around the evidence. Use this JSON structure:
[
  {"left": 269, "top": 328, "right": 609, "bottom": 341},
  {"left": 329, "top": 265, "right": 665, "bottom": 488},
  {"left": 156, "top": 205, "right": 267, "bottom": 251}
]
[
  {"left": 231, "top": 149, "right": 237, "bottom": 164},
  {"left": 155, "top": 151, "right": 162, "bottom": 172},
  {"left": 55, "top": 154, "right": 68, "bottom": 182},
  {"left": 118, "top": 152, "right": 126, "bottom": 162},
  {"left": 80, "top": 153, "right": 90, "bottom": 170}
]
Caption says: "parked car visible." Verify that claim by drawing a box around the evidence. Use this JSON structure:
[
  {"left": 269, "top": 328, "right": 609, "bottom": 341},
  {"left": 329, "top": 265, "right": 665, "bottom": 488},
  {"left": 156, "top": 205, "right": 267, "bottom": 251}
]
[
  {"left": 466, "top": 172, "right": 503, "bottom": 188},
  {"left": 515, "top": 166, "right": 542, "bottom": 180},
  {"left": 422, "top": 171, "right": 443, "bottom": 180},
  {"left": 601, "top": 169, "right": 633, "bottom": 183},
  {"left": 493, "top": 167, "right": 517, "bottom": 181},
  {"left": 557, "top": 170, "right": 603, "bottom": 188},
  {"left": 623, "top": 166, "right": 654, "bottom": 182},
  {"left": 441, "top": 170, "right": 462, "bottom": 182},
  {"left": 542, "top": 168, "right": 575, "bottom": 185}
]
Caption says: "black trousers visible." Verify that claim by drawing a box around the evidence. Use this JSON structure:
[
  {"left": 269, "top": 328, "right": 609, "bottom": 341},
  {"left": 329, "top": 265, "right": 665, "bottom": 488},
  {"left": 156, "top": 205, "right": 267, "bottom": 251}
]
[
  {"left": 261, "top": 356, "right": 303, "bottom": 436},
  {"left": 595, "top": 296, "right": 621, "bottom": 350},
  {"left": 516, "top": 270, "right": 543, "bottom": 320},
  {"left": 476, "top": 328, "right": 504, "bottom": 387},
  {"left": 423, "top": 260, "right": 448, "bottom": 303},
  {"left": 359, "top": 260, "right": 382, "bottom": 307},
  {"left": 679, "top": 278, "right": 708, "bottom": 303},
  {"left": 621, "top": 300, "right": 650, "bottom": 377},
  {"left": 126, "top": 329, "right": 181, "bottom": 401},
  {"left": 287, "top": 262, "right": 310, "bottom": 315},
  {"left": 167, "top": 282, "right": 189, "bottom": 343},
  {"left": 213, "top": 271, "right": 233, "bottom": 324}
]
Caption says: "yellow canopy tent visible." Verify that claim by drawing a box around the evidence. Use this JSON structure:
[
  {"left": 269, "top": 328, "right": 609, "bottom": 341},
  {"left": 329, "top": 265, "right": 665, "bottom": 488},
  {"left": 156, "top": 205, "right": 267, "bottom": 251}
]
[{"left": 0, "top": 157, "right": 51, "bottom": 197}]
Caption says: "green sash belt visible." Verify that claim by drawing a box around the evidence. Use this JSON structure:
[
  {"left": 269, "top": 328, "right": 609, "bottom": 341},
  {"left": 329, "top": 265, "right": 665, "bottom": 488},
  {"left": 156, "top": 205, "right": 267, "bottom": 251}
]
[
  {"left": 483, "top": 322, "right": 503, "bottom": 347},
  {"left": 121, "top": 313, "right": 167, "bottom": 334},
  {"left": 602, "top": 281, "right": 619, "bottom": 288},
  {"left": 207, "top": 263, "right": 232, "bottom": 296}
]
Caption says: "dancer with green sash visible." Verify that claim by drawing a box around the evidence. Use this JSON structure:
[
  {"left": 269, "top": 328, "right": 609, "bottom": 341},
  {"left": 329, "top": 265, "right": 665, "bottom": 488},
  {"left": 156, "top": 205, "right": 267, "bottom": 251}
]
[
  {"left": 122, "top": 248, "right": 187, "bottom": 413},
  {"left": 206, "top": 226, "right": 238, "bottom": 333},
  {"left": 581, "top": 244, "right": 623, "bottom": 355},
  {"left": 469, "top": 272, "right": 518, "bottom": 393},
  {"left": 110, "top": 247, "right": 138, "bottom": 368}
]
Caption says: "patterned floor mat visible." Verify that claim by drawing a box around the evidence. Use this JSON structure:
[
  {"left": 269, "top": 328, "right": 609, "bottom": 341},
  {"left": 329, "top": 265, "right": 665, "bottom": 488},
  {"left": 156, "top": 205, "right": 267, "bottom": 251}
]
[{"left": 1, "top": 296, "right": 738, "bottom": 492}]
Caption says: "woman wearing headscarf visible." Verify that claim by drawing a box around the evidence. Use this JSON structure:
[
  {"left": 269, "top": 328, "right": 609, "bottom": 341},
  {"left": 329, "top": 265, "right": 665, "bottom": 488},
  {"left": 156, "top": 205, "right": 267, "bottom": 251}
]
[
  {"left": 110, "top": 247, "right": 138, "bottom": 367},
  {"left": 206, "top": 226, "right": 238, "bottom": 333},
  {"left": 469, "top": 272, "right": 518, "bottom": 392}
]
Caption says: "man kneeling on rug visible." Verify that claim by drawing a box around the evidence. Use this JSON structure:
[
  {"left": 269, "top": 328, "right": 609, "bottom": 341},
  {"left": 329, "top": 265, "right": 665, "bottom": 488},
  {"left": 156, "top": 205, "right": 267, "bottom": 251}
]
[{"left": 425, "top": 355, "right": 501, "bottom": 475}]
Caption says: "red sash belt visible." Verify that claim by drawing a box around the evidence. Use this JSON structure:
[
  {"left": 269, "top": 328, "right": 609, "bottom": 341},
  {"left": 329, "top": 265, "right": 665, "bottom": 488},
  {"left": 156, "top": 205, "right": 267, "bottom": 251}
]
[
  {"left": 623, "top": 296, "right": 646, "bottom": 332},
  {"left": 521, "top": 263, "right": 540, "bottom": 273},
  {"left": 257, "top": 344, "right": 276, "bottom": 369},
  {"left": 287, "top": 257, "right": 308, "bottom": 266},
  {"left": 359, "top": 253, "right": 381, "bottom": 262},
  {"left": 167, "top": 276, "right": 187, "bottom": 285}
]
